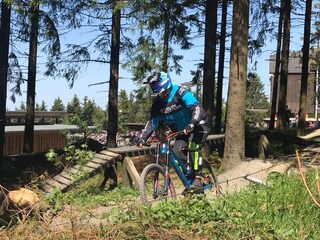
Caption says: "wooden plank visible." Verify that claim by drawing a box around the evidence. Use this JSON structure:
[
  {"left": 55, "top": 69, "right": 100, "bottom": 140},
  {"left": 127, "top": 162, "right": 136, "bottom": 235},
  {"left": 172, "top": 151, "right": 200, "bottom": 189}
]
[
  {"left": 85, "top": 167, "right": 96, "bottom": 175},
  {"left": 91, "top": 157, "right": 116, "bottom": 167},
  {"left": 100, "top": 150, "right": 121, "bottom": 158},
  {"left": 258, "top": 134, "right": 270, "bottom": 159},
  {"left": 121, "top": 160, "right": 131, "bottom": 187},
  {"left": 94, "top": 153, "right": 114, "bottom": 161},
  {"left": 69, "top": 166, "right": 81, "bottom": 174},
  {"left": 44, "top": 179, "right": 68, "bottom": 191},
  {"left": 121, "top": 157, "right": 140, "bottom": 188},
  {"left": 262, "top": 130, "right": 309, "bottom": 145},
  {"left": 53, "top": 175, "right": 72, "bottom": 186},
  {"left": 59, "top": 171, "right": 73, "bottom": 180},
  {"left": 38, "top": 181, "right": 52, "bottom": 192},
  {"left": 91, "top": 157, "right": 109, "bottom": 165},
  {"left": 66, "top": 165, "right": 96, "bottom": 176},
  {"left": 87, "top": 161, "right": 102, "bottom": 169}
]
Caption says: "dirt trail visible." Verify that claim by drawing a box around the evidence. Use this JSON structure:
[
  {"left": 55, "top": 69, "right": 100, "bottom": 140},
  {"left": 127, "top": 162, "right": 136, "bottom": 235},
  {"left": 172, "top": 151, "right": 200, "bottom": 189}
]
[{"left": 217, "top": 158, "right": 293, "bottom": 195}]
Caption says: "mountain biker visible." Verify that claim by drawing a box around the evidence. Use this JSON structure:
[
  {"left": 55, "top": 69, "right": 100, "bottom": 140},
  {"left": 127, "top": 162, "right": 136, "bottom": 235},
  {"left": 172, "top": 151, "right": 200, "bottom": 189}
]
[{"left": 137, "top": 72, "right": 210, "bottom": 191}]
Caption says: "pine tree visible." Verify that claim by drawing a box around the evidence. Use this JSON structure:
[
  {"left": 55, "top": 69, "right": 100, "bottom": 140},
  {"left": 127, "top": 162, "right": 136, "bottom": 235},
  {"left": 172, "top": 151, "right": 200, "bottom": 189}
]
[{"left": 51, "top": 97, "right": 65, "bottom": 111}]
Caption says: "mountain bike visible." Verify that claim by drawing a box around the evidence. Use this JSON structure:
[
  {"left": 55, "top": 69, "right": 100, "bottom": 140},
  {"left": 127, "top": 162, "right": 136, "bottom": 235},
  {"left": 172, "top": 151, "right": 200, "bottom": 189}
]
[{"left": 139, "top": 131, "right": 220, "bottom": 203}]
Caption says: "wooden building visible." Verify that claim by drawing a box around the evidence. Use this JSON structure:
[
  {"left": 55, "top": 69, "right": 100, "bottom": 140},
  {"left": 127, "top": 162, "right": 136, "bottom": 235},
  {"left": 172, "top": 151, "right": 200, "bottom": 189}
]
[
  {"left": 269, "top": 54, "right": 317, "bottom": 115},
  {"left": 5, "top": 111, "right": 68, "bottom": 125},
  {"left": 4, "top": 124, "right": 78, "bottom": 156}
]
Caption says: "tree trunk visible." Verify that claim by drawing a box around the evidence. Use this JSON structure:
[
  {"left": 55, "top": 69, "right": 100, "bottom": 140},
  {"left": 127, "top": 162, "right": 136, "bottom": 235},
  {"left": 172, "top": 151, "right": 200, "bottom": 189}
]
[
  {"left": 277, "top": 0, "right": 291, "bottom": 132},
  {"left": 161, "top": 5, "right": 170, "bottom": 72},
  {"left": 0, "top": 2, "right": 11, "bottom": 160},
  {"left": 269, "top": 1, "right": 284, "bottom": 130},
  {"left": 23, "top": 4, "right": 39, "bottom": 153},
  {"left": 215, "top": 0, "right": 227, "bottom": 134},
  {"left": 223, "top": 0, "right": 249, "bottom": 171},
  {"left": 297, "top": 0, "right": 312, "bottom": 136},
  {"left": 107, "top": 2, "right": 121, "bottom": 148},
  {"left": 203, "top": 0, "right": 217, "bottom": 132}
]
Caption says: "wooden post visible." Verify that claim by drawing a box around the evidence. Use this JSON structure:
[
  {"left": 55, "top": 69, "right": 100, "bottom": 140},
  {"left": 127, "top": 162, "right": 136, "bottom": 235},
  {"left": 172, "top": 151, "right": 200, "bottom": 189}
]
[
  {"left": 122, "top": 157, "right": 140, "bottom": 188},
  {"left": 258, "top": 134, "right": 270, "bottom": 159}
]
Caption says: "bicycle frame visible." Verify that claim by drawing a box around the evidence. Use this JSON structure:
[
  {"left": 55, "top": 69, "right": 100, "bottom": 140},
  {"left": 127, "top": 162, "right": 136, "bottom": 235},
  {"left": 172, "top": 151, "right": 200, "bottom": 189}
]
[
  {"left": 140, "top": 131, "right": 219, "bottom": 202},
  {"left": 153, "top": 133, "right": 195, "bottom": 191}
]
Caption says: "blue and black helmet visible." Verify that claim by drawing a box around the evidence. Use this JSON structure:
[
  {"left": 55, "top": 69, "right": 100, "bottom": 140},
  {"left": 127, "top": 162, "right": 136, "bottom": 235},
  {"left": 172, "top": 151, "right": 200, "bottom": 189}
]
[{"left": 144, "top": 72, "right": 172, "bottom": 98}]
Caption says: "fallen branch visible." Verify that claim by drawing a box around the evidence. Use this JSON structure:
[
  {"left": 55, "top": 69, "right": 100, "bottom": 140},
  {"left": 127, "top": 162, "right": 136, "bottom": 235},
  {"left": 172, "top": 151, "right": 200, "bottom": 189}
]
[{"left": 295, "top": 150, "right": 320, "bottom": 208}]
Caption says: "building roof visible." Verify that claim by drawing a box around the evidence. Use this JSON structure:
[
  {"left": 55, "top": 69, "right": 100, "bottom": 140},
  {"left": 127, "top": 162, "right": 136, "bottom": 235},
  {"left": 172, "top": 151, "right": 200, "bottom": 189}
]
[
  {"left": 5, "top": 111, "right": 68, "bottom": 118},
  {"left": 5, "top": 124, "right": 83, "bottom": 133}
]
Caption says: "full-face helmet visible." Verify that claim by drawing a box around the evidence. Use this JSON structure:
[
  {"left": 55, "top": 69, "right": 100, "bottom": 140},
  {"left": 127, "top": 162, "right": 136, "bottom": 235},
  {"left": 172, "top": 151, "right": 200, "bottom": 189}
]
[{"left": 144, "top": 72, "right": 172, "bottom": 98}]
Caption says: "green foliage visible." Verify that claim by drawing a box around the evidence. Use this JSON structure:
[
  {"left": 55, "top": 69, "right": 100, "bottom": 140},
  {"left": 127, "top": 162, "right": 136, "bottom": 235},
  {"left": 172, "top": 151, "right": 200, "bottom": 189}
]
[
  {"left": 45, "top": 149, "right": 57, "bottom": 161},
  {"left": 124, "top": 1, "right": 202, "bottom": 81},
  {"left": 118, "top": 89, "right": 131, "bottom": 131},
  {"left": 35, "top": 100, "right": 47, "bottom": 111},
  {"left": 19, "top": 101, "right": 26, "bottom": 111},
  {"left": 3, "top": 166, "right": 320, "bottom": 239},
  {"left": 51, "top": 97, "right": 65, "bottom": 111},
  {"left": 68, "top": 168, "right": 320, "bottom": 239},
  {"left": 117, "top": 86, "right": 152, "bottom": 125},
  {"left": 64, "top": 175, "right": 139, "bottom": 208},
  {"left": 44, "top": 187, "right": 65, "bottom": 214},
  {"left": 65, "top": 95, "right": 99, "bottom": 136},
  {"left": 92, "top": 106, "right": 108, "bottom": 132},
  {"left": 219, "top": 171, "right": 320, "bottom": 239},
  {"left": 81, "top": 96, "right": 96, "bottom": 126},
  {"left": 46, "top": 144, "right": 93, "bottom": 182},
  {"left": 246, "top": 72, "right": 270, "bottom": 109},
  {"left": 143, "top": 196, "right": 223, "bottom": 228},
  {"left": 245, "top": 72, "right": 270, "bottom": 129},
  {"left": 66, "top": 95, "right": 81, "bottom": 120}
]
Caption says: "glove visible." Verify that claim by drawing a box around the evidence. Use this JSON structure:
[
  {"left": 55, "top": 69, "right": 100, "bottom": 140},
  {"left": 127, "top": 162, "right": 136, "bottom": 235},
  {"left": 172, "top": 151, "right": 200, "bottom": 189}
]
[
  {"left": 183, "top": 123, "right": 194, "bottom": 134},
  {"left": 136, "top": 138, "right": 145, "bottom": 147}
]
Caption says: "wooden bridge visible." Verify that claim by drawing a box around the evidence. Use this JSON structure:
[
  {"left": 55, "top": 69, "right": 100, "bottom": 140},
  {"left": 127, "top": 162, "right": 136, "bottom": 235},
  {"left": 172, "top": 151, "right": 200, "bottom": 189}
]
[{"left": 38, "top": 134, "right": 225, "bottom": 193}]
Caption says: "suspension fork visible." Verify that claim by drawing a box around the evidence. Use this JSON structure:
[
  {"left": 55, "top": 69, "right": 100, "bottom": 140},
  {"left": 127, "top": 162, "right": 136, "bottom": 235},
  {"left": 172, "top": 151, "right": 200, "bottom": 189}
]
[
  {"left": 152, "top": 142, "right": 161, "bottom": 198},
  {"left": 152, "top": 170, "right": 160, "bottom": 199},
  {"left": 164, "top": 139, "right": 172, "bottom": 196},
  {"left": 152, "top": 141, "right": 171, "bottom": 198}
]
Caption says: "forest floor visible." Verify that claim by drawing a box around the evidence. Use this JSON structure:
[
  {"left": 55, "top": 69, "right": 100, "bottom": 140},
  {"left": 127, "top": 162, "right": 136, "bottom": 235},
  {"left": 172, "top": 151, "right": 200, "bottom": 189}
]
[
  {"left": 46, "top": 143, "right": 320, "bottom": 231},
  {"left": 2, "top": 139, "right": 320, "bottom": 233}
]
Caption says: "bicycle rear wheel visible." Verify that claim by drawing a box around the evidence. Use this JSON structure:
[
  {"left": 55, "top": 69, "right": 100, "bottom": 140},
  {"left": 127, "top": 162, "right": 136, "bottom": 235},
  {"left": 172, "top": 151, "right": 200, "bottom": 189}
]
[
  {"left": 139, "top": 163, "right": 176, "bottom": 203},
  {"left": 201, "top": 159, "right": 220, "bottom": 196}
]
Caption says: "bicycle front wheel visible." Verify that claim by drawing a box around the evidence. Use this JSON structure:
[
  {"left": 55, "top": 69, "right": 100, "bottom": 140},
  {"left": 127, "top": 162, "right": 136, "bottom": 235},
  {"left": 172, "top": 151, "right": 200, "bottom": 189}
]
[
  {"left": 139, "top": 163, "right": 176, "bottom": 204},
  {"left": 201, "top": 159, "right": 220, "bottom": 196}
]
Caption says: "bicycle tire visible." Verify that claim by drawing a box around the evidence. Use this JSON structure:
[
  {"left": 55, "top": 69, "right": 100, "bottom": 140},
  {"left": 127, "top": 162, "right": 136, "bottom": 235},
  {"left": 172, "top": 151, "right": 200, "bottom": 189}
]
[
  {"left": 201, "top": 159, "right": 221, "bottom": 196},
  {"left": 139, "top": 163, "right": 177, "bottom": 203}
]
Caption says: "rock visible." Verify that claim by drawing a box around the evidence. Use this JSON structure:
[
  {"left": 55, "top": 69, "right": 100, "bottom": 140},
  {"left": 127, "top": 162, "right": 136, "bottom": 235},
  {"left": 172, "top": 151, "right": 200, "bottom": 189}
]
[
  {"left": 0, "top": 187, "right": 41, "bottom": 224},
  {"left": 8, "top": 188, "right": 39, "bottom": 209}
]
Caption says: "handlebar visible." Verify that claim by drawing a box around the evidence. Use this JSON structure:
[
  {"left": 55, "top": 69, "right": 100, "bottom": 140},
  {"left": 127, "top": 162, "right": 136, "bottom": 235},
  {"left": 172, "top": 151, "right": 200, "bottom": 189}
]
[
  {"left": 165, "top": 130, "right": 184, "bottom": 140},
  {"left": 138, "top": 130, "right": 190, "bottom": 148},
  {"left": 144, "top": 131, "right": 185, "bottom": 145}
]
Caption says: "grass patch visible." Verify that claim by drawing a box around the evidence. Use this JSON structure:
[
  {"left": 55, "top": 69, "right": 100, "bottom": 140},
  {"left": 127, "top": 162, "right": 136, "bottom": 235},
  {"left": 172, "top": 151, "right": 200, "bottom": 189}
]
[{"left": 1, "top": 165, "right": 319, "bottom": 239}]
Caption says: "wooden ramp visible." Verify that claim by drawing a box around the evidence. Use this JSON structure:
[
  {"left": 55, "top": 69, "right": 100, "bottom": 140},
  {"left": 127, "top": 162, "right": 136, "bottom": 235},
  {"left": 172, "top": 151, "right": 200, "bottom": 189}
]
[
  {"left": 39, "top": 134, "right": 225, "bottom": 192},
  {"left": 108, "top": 134, "right": 226, "bottom": 188},
  {"left": 39, "top": 150, "right": 122, "bottom": 193},
  {"left": 108, "top": 134, "right": 226, "bottom": 157}
]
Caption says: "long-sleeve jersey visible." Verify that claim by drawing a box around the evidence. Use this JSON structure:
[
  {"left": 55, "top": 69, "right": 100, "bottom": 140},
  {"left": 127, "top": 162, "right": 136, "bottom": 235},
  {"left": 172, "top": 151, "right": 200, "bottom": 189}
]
[{"left": 141, "top": 85, "right": 208, "bottom": 141}]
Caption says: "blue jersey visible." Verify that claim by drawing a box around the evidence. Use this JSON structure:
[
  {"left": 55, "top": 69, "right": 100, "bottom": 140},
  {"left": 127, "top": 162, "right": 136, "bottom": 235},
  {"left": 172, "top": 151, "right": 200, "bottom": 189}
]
[{"left": 141, "top": 85, "right": 208, "bottom": 141}]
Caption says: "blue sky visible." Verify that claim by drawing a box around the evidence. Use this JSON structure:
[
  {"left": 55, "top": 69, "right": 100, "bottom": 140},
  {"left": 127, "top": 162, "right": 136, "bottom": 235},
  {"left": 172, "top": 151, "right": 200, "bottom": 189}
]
[{"left": 6, "top": 13, "right": 307, "bottom": 111}]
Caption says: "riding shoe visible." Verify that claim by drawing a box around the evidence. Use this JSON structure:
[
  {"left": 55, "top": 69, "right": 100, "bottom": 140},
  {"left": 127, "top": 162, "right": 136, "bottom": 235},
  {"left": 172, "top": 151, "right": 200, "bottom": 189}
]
[{"left": 189, "top": 177, "right": 204, "bottom": 194}]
